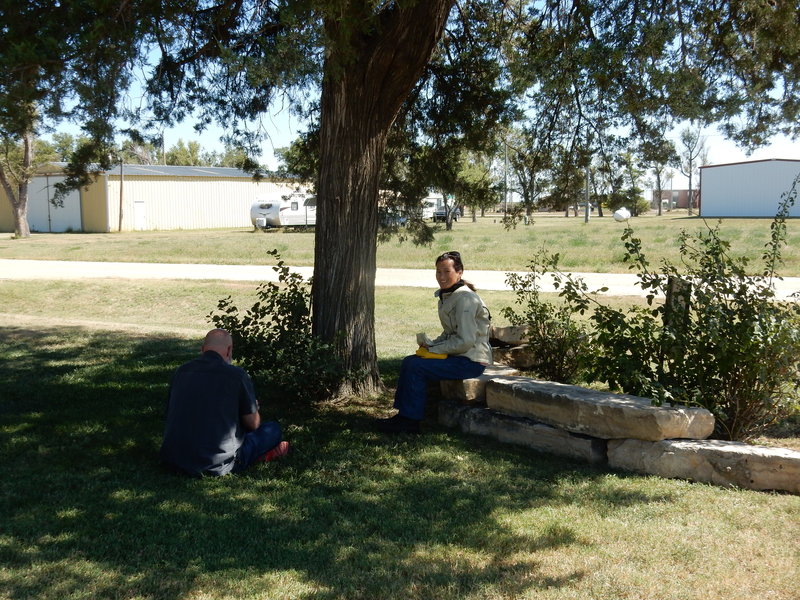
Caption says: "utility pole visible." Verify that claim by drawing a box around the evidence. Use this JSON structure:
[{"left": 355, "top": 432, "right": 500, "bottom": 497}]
[
  {"left": 584, "top": 166, "right": 590, "bottom": 223},
  {"left": 118, "top": 159, "right": 124, "bottom": 232},
  {"left": 503, "top": 139, "right": 508, "bottom": 214}
]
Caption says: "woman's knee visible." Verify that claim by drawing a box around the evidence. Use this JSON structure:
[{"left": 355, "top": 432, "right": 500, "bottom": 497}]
[{"left": 400, "top": 354, "right": 422, "bottom": 374}]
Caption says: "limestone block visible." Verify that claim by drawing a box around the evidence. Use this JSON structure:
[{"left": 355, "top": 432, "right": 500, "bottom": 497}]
[
  {"left": 490, "top": 347, "right": 515, "bottom": 367},
  {"left": 490, "top": 325, "right": 528, "bottom": 345},
  {"left": 608, "top": 439, "right": 800, "bottom": 494},
  {"left": 487, "top": 344, "right": 538, "bottom": 371},
  {"left": 486, "top": 378, "right": 714, "bottom": 441},
  {"left": 507, "top": 345, "right": 536, "bottom": 370},
  {"left": 438, "top": 400, "right": 607, "bottom": 465},
  {"left": 439, "top": 365, "right": 521, "bottom": 404}
]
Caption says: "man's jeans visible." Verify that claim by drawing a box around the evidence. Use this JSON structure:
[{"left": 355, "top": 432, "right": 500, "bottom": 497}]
[
  {"left": 233, "top": 421, "right": 283, "bottom": 472},
  {"left": 394, "top": 354, "right": 486, "bottom": 420}
]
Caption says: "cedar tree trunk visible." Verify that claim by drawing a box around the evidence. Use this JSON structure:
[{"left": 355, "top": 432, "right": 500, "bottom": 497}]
[
  {"left": 312, "top": 1, "right": 454, "bottom": 395},
  {"left": 0, "top": 130, "right": 33, "bottom": 238}
]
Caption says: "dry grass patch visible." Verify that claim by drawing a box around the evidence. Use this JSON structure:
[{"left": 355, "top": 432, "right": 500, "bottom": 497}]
[{"left": 4, "top": 211, "right": 800, "bottom": 275}]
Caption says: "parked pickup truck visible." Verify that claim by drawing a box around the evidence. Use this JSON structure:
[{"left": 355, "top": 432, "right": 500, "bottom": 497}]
[{"left": 432, "top": 206, "right": 460, "bottom": 222}]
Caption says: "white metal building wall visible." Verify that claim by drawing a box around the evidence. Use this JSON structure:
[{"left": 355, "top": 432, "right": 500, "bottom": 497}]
[
  {"left": 105, "top": 177, "right": 300, "bottom": 231},
  {"left": 27, "top": 175, "right": 82, "bottom": 232},
  {"left": 700, "top": 159, "right": 800, "bottom": 218}
]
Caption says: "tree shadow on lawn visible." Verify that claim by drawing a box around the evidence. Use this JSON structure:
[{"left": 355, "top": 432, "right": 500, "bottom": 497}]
[{"left": 0, "top": 326, "right": 678, "bottom": 600}]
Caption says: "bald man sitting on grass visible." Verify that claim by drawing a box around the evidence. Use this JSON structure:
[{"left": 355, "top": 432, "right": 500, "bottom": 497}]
[{"left": 160, "top": 328, "right": 289, "bottom": 477}]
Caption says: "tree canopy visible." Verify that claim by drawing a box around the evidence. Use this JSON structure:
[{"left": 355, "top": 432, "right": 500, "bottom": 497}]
[{"left": 2, "top": 0, "right": 800, "bottom": 392}]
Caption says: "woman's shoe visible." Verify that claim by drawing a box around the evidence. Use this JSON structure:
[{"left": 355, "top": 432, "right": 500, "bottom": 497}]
[{"left": 376, "top": 414, "right": 421, "bottom": 434}]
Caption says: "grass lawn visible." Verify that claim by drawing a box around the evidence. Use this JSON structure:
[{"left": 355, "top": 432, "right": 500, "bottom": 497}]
[
  {"left": 3, "top": 210, "right": 800, "bottom": 276},
  {"left": 2, "top": 217, "right": 799, "bottom": 598},
  {"left": 1, "top": 323, "right": 799, "bottom": 600},
  {"left": 2, "top": 274, "right": 800, "bottom": 599}
]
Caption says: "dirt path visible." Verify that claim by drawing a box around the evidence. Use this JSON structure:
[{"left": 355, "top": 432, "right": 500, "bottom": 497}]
[{"left": 3, "top": 258, "right": 800, "bottom": 297}]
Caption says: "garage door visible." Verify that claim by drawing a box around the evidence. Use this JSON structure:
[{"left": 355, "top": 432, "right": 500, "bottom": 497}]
[{"left": 27, "top": 175, "right": 82, "bottom": 232}]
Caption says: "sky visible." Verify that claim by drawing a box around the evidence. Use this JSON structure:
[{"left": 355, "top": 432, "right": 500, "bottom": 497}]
[
  {"left": 49, "top": 104, "right": 302, "bottom": 172},
  {"left": 697, "top": 132, "right": 799, "bottom": 166},
  {"left": 136, "top": 107, "right": 303, "bottom": 171},
  {"left": 664, "top": 128, "right": 799, "bottom": 189}
]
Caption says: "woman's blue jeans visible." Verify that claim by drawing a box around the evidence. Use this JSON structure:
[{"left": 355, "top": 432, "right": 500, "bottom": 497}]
[{"left": 394, "top": 354, "right": 486, "bottom": 420}]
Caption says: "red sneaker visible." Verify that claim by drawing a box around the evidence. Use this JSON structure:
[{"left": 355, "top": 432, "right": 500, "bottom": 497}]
[{"left": 259, "top": 441, "right": 290, "bottom": 462}]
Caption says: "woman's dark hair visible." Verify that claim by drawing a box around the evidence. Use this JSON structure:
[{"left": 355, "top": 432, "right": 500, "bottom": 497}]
[
  {"left": 435, "top": 251, "right": 476, "bottom": 291},
  {"left": 435, "top": 251, "right": 463, "bottom": 271}
]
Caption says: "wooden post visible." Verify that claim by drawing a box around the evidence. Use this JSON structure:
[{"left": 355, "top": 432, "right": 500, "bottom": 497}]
[{"left": 118, "top": 160, "right": 124, "bottom": 232}]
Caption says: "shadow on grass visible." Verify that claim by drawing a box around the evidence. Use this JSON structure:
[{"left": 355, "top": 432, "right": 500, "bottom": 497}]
[{"left": 0, "top": 326, "right": 677, "bottom": 600}]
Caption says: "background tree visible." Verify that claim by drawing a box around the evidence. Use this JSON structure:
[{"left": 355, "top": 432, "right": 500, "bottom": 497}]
[
  {"left": 120, "top": 138, "right": 162, "bottom": 165},
  {"left": 165, "top": 139, "right": 209, "bottom": 166},
  {"left": 619, "top": 151, "right": 646, "bottom": 216},
  {"left": 0, "top": 1, "right": 145, "bottom": 237},
  {"left": 0, "top": 136, "right": 60, "bottom": 233},
  {"left": 679, "top": 125, "right": 707, "bottom": 216},
  {"left": 547, "top": 147, "right": 588, "bottom": 215},
  {"left": 378, "top": 123, "right": 431, "bottom": 228},
  {"left": 591, "top": 158, "right": 626, "bottom": 214},
  {"left": 276, "top": 129, "right": 320, "bottom": 183},
  {"left": 505, "top": 126, "right": 553, "bottom": 219},
  {"left": 50, "top": 133, "right": 90, "bottom": 162},
  {"left": 212, "top": 145, "right": 251, "bottom": 168},
  {"left": 641, "top": 138, "right": 679, "bottom": 216},
  {"left": 454, "top": 151, "right": 496, "bottom": 222},
  {"left": 0, "top": 131, "right": 36, "bottom": 237}
]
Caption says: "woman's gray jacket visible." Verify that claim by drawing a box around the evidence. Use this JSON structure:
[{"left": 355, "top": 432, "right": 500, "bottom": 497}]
[{"left": 428, "top": 284, "right": 493, "bottom": 365}]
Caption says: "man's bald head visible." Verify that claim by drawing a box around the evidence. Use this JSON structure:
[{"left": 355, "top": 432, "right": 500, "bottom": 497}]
[{"left": 202, "top": 328, "right": 233, "bottom": 363}]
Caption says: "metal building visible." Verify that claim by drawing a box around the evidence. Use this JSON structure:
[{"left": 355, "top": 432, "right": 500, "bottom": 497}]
[
  {"left": 0, "top": 163, "right": 303, "bottom": 233},
  {"left": 699, "top": 159, "right": 800, "bottom": 218}
]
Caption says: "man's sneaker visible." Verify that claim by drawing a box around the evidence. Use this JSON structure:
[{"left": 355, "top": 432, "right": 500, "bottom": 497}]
[
  {"left": 259, "top": 441, "right": 290, "bottom": 462},
  {"left": 376, "top": 414, "right": 421, "bottom": 434}
]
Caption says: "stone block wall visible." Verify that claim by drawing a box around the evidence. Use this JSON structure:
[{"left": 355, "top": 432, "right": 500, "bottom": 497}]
[{"left": 438, "top": 370, "right": 800, "bottom": 495}]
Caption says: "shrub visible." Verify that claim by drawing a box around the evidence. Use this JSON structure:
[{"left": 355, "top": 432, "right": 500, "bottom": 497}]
[
  {"left": 502, "top": 249, "right": 593, "bottom": 384},
  {"left": 208, "top": 249, "right": 350, "bottom": 403},
  {"left": 555, "top": 178, "right": 800, "bottom": 441}
]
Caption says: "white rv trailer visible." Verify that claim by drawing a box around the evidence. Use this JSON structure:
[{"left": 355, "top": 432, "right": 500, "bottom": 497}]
[
  {"left": 415, "top": 193, "right": 441, "bottom": 220},
  {"left": 250, "top": 192, "right": 317, "bottom": 229}
]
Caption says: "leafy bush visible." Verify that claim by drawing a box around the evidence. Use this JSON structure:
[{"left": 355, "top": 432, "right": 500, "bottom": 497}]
[
  {"left": 502, "top": 250, "right": 593, "bottom": 384},
  {"left": 208, "top": 249, "right": 350, "bottom": 403},
  {"left": 555, "top": 178, "right": 800, "bottom": 441}
]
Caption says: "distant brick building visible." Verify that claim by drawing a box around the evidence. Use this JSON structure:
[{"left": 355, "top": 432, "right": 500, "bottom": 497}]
[{"left": 650, "top": 188, "right": 697, "bottom": 211}]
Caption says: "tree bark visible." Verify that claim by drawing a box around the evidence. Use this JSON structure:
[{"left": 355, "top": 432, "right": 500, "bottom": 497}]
[
  {"left": 313, "top": 1, "right": 454, "bottom": 394},
  {"left": 11, "top": 192, "right": 30, "bottom": 238},
  {"left": 0, "top": 130, "right": 33, "bottom": 238}
]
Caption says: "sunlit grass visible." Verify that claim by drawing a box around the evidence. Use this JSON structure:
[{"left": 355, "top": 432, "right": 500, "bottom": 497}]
[{"left": 4, "top": 211, "right": 800, "bottom": 275}]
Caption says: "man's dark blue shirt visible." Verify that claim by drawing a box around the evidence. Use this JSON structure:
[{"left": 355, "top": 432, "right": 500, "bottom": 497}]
[{"left": 160, "top": 350, "right": 258, "bottom": 476}]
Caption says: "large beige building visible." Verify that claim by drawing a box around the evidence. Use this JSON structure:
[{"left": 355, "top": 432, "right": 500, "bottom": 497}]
[{"left": 0, "top": 163, "right": 302, "bottom": 233}]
